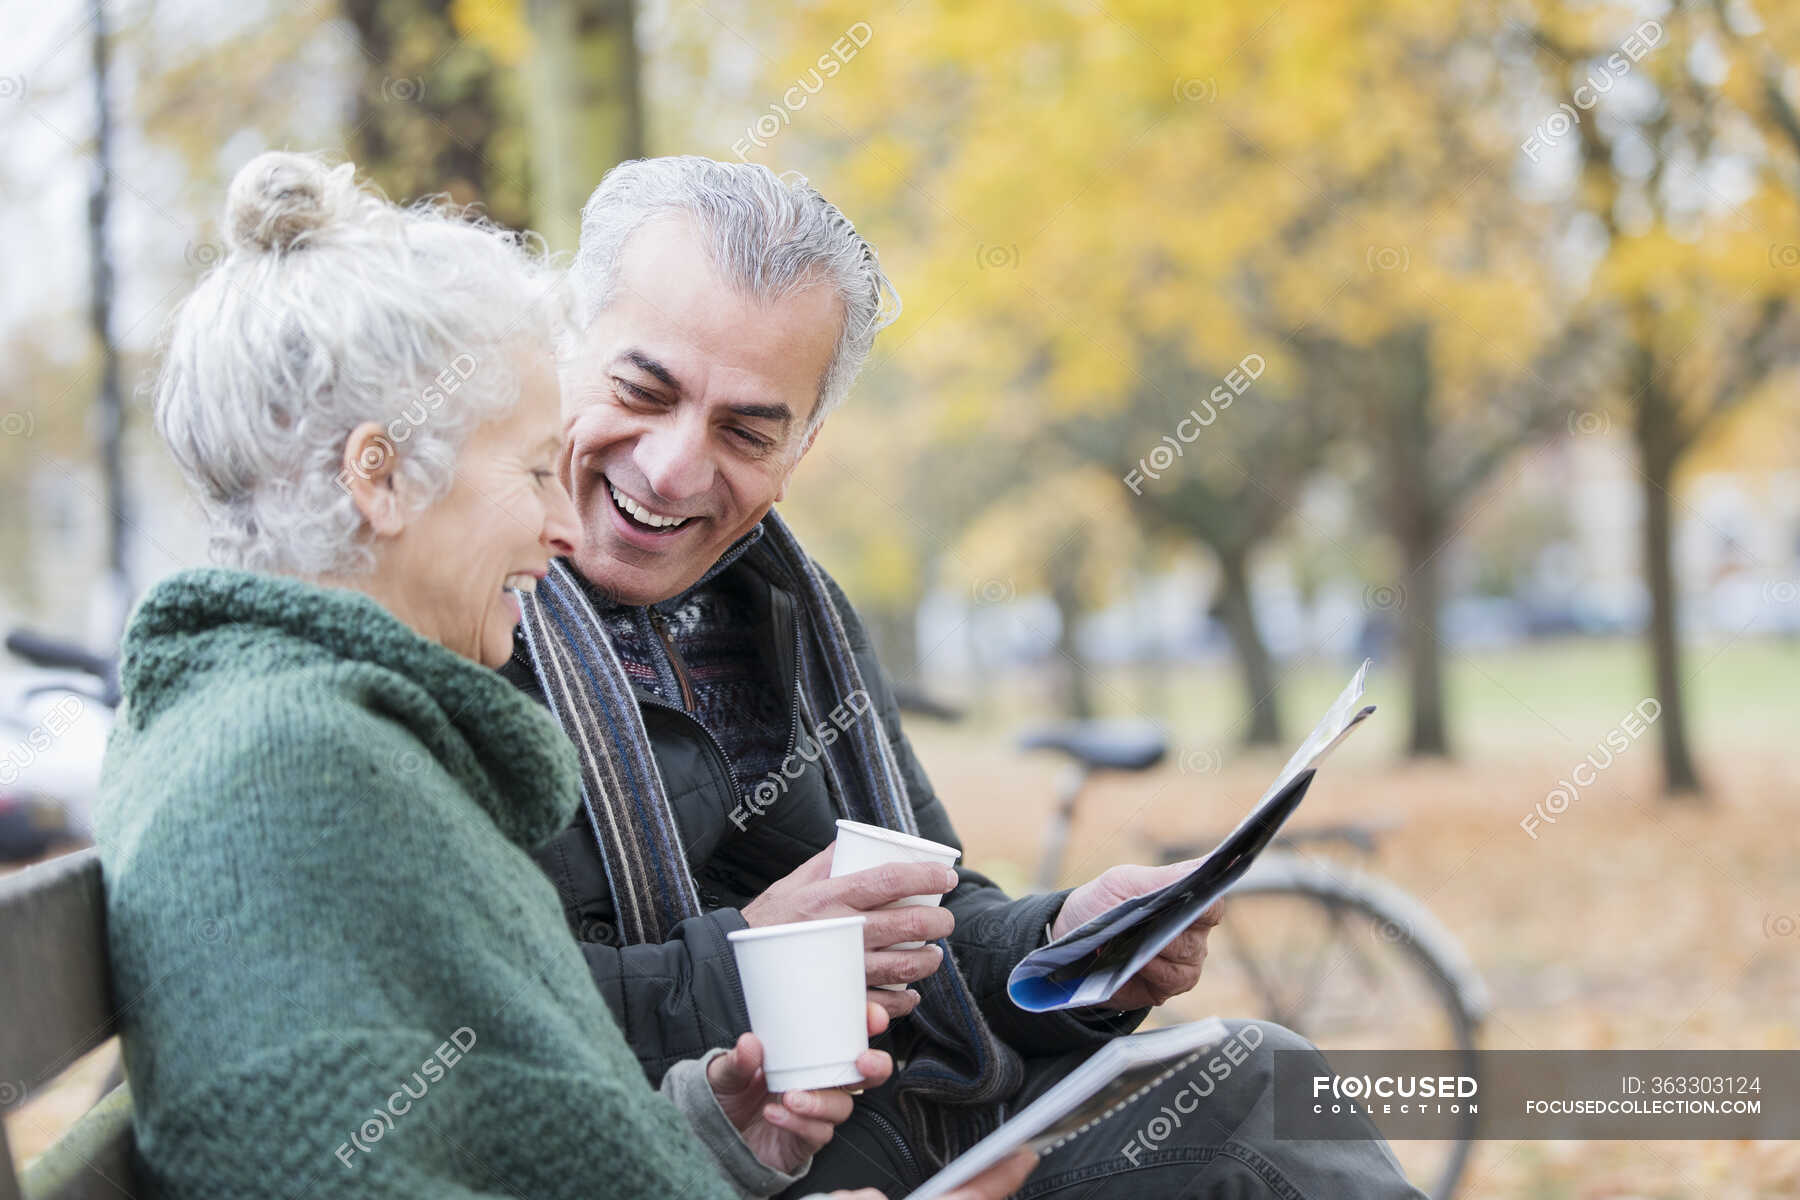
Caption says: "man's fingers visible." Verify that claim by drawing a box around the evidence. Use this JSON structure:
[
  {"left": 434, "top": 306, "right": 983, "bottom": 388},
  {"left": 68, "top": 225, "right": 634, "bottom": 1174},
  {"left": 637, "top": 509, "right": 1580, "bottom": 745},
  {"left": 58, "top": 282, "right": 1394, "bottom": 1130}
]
[
  {"left": 853, "top": 1047, "right": 894, "bottom": 1089},
  {"left": 861, "top": 905, "right": 954, "bottom": 948},
  {"left": 864, "top": 944, "right": 945, "bottom": 986},
  {"left": 865, "top": 1000, "right": 891, "bottom": 1039},
  {"left": 834, "top": 861, "right": 959, "bottom": 911},
  {"left": 867, "top": 985, "right": 921, "bottom": 1020},
  {"left": 1132, "top": 955, "right": 1200, "bottom": 1002},
  {"left": 1158, "top": 927, "right": 1211, "bottom": 966},
  {"left": 789, "top": 843, "right": 839, "bottom": 886}
]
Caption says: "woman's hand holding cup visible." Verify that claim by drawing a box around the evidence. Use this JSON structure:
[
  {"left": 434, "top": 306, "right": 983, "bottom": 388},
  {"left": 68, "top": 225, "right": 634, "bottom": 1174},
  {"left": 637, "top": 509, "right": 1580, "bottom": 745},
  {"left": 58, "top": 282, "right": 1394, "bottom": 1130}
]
[{"left": 707, "top": 1001, "right": 894, "bottom": 1174}]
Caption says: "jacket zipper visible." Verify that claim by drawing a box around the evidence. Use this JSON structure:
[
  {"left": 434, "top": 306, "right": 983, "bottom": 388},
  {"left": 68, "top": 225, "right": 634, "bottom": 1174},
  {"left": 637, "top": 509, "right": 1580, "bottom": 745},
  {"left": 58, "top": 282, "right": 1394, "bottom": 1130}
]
[
  {"left": 647, "top": 609, "right": 698, "bottom": 711},
  {"left": 860, "top": 1105, "right": 922, "bottom": 1185}
]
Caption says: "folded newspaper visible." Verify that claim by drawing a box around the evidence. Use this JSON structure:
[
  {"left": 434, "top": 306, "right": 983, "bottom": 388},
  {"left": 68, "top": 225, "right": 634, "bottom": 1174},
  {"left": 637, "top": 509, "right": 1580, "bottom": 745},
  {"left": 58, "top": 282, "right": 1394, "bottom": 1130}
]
[
  {"left": 1006, "top": 659, "right": 1376, "bottom": 1013},
  {"left": 905, "top": 1018, "right": 1233, "bottom": 1200}
]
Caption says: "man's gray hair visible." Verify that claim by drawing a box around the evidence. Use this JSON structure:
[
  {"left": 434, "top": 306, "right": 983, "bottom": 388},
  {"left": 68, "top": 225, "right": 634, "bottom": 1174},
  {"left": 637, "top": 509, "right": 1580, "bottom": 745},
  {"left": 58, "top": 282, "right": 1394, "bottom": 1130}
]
[
  {"left": 153, "top": 150, "right": 565, "bottom": 576},
  {"left": 569, "top": 156, "right": 900, "bottom": 432}
]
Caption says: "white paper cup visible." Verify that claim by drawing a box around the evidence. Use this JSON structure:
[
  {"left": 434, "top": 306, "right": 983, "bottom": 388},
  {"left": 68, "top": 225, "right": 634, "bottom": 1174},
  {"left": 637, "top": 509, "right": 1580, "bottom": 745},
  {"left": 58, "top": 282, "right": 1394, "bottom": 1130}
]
[
  {"left": 728, "top": 915, "right": 869, "bottom": 1093},
  {"left": 830, "top": 819, "right": 961, "bottom": 987}
]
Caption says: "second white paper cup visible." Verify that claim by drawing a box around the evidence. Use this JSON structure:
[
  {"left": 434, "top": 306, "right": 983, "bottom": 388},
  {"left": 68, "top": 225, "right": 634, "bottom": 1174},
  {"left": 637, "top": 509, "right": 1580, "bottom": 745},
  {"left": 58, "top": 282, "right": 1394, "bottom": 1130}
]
[
  {"left": 727, "top": 914, "right": 868, "bottom": 1093},
  {"left": 830, "top": 819, "right": 962, "bottom": 987}
]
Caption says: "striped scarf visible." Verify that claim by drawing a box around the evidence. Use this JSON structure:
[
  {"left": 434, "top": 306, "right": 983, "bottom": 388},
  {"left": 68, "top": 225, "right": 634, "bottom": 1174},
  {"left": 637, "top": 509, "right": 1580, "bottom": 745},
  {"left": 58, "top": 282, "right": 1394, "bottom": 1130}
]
[{"left": 516, "top": 509, "right": 1022, "bottom": 1164}]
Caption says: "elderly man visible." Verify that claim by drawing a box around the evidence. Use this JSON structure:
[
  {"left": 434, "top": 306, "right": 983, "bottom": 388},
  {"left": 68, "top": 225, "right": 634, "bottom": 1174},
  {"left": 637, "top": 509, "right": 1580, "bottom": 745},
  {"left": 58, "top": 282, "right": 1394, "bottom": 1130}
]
[{"left": 505, "top": 156, "right": 1421, "bottom": 1198}]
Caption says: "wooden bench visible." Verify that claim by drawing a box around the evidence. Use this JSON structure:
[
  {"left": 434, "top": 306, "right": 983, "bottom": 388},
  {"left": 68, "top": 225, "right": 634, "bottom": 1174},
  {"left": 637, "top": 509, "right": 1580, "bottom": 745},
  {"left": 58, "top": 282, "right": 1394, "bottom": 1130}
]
[{"left": 0, "top": 849, "right": 136, "bottom": 1200}]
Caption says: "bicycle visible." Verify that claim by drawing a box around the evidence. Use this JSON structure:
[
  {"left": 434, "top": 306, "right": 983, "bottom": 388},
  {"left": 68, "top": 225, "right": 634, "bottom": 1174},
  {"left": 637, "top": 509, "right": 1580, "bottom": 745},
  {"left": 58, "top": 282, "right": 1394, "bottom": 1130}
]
[
  {"left": 1017, "top": 715, "right": 1486, "bottom": 1200},
  {"left": 0, "top": 629, "right": 120, "bottom": 862}
]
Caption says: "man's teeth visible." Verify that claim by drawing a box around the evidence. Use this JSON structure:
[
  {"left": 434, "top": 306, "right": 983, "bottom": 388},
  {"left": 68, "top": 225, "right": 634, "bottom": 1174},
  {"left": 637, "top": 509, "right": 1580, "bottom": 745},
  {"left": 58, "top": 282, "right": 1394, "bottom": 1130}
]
[
  {"left": 503, "top": 573, "right": 538, "bottom": 594},
  {"left": 609, "top": 482, "right": 690, "bottom": 529}
]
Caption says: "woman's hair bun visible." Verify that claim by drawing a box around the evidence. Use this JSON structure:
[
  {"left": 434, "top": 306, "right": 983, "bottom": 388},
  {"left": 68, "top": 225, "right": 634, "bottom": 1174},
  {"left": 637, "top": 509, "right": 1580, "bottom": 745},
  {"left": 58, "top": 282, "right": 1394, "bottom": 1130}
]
[{"left": 224, "top": 151, "right": 357, "bottom": 255}]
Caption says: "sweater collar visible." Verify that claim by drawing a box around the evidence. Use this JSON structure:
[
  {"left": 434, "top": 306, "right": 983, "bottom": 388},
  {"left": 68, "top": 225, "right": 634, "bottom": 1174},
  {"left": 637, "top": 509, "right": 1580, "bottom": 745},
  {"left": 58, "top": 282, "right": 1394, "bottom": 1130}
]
[{"left": 121, "top": 567, "right": 579, "bottom": 849}]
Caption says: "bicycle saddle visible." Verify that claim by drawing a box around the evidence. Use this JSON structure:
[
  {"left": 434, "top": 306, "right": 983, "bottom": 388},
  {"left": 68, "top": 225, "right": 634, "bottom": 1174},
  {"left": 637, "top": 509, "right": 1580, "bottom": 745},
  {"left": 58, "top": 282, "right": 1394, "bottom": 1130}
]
[{"left": 1016, "top": 718, "right": 1168, "bottom": 771}]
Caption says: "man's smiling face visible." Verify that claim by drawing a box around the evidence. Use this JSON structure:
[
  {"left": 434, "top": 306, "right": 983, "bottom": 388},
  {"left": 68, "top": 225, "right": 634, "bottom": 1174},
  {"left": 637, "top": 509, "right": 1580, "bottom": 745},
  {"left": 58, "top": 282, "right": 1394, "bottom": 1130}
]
[{"left": 559, "top": 216, "right": 842, "bottom": 605}]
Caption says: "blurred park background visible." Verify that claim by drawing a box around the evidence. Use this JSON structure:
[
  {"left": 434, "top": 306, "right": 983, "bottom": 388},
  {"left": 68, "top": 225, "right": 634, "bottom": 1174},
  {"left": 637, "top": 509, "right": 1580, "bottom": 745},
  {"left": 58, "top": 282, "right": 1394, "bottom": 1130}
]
[{"left": 3, "top": 0, "right": 1799, "bottom": 1194}]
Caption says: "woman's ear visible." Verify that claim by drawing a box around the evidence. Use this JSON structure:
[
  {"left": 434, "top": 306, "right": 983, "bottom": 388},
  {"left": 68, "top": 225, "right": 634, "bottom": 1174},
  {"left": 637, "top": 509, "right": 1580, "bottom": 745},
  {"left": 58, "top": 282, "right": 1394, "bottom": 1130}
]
[{"left": 337, "top": 422, "right": 407, "bottom": 538}]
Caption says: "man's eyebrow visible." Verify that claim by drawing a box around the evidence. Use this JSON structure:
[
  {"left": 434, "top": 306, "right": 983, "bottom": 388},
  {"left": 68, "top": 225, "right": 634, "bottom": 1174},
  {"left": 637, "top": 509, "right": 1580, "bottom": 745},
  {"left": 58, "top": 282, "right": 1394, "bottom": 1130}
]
[
  {"left": 615, "top": 348, "right": 793, "bottom": 429},
  {"left": 727, "top": 401, "right": 795, "bottom": 427},
  {"left": 618, "top": 350, "right": 681, "bottom": 393}
]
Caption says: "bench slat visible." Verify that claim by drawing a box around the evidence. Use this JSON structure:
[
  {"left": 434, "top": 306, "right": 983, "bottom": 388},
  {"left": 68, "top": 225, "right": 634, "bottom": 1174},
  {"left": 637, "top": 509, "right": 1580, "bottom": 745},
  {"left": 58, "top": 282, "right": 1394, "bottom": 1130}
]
[
  {"left": 0, "top": 851, "right": 116, "bottom": 1107},
  {"left": 17, "top": 1083, "right": 133, "bottom": 1200}
]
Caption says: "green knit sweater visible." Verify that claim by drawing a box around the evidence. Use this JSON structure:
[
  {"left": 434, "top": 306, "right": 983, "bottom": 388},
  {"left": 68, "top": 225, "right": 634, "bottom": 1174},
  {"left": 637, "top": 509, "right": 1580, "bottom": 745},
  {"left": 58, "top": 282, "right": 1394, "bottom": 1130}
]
[{"left": 96, "top": 568, "right": 749, "bottom": 1198}]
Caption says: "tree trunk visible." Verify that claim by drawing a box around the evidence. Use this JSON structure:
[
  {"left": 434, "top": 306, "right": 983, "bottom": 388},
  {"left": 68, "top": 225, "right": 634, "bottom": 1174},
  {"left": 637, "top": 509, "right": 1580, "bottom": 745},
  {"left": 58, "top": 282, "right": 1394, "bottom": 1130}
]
[
  {"left": 1400, "top": 522, "right": 1450, "bottom": 756},
  {"left": 1633, "top": 357, "right": 1705, "bottom": 798},
  {"left": 1215, "top": 543, "right": 1282, "bottom": 746},
  {"left": 1049, "top": 569, "right": 1095, "bottom": 720},
  {"left": 1380, "top": 325, "right": 1451, "bottom": 757},
  {"left": 526, "top": 0, "right": 644, "bottom": 253}
]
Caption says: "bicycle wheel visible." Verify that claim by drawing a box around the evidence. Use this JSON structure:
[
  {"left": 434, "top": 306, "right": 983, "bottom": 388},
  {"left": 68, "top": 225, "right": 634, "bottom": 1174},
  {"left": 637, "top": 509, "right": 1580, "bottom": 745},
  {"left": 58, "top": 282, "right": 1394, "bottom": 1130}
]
[{"left": 1153, "top": 852, "right": 1486, "bottom": 1200}]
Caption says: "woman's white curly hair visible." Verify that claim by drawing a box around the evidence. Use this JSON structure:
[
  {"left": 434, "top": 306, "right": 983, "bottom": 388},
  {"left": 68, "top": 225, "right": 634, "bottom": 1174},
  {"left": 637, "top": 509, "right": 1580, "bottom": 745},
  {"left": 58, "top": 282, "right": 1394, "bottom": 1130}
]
[{"left": 153, "top": 150, "right": 565, "bottom": 575}]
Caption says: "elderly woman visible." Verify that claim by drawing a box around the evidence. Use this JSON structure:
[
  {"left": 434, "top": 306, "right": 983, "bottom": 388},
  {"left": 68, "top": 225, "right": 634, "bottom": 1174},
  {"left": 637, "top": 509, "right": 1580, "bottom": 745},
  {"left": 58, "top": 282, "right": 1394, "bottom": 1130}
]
[{"left": 97, "top": 150, "right": 1030, "bottom": 1200}]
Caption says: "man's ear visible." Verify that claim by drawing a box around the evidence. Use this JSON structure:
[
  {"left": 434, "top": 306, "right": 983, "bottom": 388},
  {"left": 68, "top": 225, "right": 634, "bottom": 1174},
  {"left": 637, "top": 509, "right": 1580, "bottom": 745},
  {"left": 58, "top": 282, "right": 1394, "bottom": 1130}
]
[
  {"left": 774, "top": 423, "right": 822, "bottom": 503},
  {"left": 335, "top": 422, "right": 407, "bottom": 538}
]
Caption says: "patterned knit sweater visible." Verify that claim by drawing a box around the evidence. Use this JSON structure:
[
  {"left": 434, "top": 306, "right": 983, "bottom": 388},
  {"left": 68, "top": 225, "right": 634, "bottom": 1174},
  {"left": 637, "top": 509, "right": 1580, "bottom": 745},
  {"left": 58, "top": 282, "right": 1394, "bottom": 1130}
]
[{"left": 95, "top": 568, "right": 764, "bottom": 1199}]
